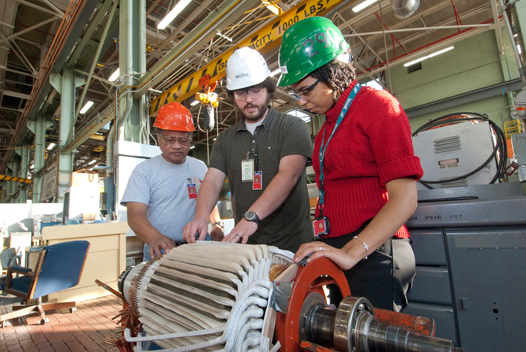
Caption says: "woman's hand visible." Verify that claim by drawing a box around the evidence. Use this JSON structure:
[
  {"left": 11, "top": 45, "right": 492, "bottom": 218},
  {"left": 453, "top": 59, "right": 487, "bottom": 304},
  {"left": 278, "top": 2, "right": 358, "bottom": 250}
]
[{"left": 293, "top": 242, "right": 361, "bottom": 271}]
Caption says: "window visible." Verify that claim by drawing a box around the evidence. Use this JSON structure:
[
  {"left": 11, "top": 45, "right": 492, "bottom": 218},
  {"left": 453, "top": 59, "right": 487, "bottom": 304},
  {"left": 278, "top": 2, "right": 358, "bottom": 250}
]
[
  {"left": 407, "top": 62, "right": 422, "bottom": 73},
  {"left": 288, "top": 110, "right": 311, "bottom": 123}
]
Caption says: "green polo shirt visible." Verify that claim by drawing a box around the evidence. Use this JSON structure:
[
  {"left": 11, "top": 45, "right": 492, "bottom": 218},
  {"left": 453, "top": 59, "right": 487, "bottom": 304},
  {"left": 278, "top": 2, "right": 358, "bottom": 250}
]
[{"left": 209, "top": 106, "right": 314, "bottom": 252}]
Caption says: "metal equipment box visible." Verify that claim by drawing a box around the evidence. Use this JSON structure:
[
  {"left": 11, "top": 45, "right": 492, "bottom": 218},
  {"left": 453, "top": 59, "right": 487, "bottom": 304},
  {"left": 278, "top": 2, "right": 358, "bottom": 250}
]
[
  {"left": 412, "top": 121, "right": 497, "bottom": 190},
  {"left": 405, "top": 184, "right": 526, "bottom": 351}
]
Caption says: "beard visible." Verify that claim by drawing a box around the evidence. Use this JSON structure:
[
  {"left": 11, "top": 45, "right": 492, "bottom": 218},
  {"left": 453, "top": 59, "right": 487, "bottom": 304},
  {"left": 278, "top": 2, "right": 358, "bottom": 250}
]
[{"left": 237, "top": 94, "right": 271, "bottom": 122}]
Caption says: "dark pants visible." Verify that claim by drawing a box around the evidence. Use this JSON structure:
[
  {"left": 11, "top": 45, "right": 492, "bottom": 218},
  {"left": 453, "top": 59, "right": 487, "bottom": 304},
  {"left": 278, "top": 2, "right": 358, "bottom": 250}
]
[{"left": 320, "top": 226, "right": 416, "bottom": 312}]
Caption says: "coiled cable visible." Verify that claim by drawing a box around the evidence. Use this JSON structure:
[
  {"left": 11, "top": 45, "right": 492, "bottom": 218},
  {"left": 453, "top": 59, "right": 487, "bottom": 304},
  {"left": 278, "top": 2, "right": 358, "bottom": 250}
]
[{"left": 412, "top": 112, "right": 508, "bottom": 189}]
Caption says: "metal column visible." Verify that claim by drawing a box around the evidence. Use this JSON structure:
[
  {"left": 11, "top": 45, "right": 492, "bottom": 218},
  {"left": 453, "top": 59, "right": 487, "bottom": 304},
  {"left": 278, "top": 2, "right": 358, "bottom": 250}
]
[
  {"left": 28, "top": 114, "right": 53, "bottom": 203},
  {"left": 14, "top": 144, "right": 30, "bottom": 202},
  {"left": 4, "top": 168, "right": 12, "bottom": 203},
  {"left": 56, "top": 68, "right": 75, "bottom": 203},
  {"left": 0, "top": 181, "right": 5, "bottom": 203},
  {"left": 7, "top": 161, "right": 18, "bottom": 202},
  {"left": 118, "top": 0, "right": 146, "bottom": 143}
]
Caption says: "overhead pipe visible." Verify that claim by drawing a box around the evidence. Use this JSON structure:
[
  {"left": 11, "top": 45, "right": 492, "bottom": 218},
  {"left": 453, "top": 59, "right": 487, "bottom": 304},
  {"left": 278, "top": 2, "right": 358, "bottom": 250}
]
[{"left": 344, "top": 23, "right": 493, "bottom": 36}]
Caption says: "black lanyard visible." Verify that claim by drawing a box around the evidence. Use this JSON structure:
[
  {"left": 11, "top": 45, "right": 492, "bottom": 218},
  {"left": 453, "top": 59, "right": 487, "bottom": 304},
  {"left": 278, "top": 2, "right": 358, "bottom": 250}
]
[{"left": 242, "top": 113, "right": 274, "bottom": 172}]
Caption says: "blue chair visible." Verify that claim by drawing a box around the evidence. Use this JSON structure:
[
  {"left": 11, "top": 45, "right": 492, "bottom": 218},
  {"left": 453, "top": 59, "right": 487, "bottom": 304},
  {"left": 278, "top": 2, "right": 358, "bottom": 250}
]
[{"left": 0, "top": 240, "right": 90, "bottom": 327}]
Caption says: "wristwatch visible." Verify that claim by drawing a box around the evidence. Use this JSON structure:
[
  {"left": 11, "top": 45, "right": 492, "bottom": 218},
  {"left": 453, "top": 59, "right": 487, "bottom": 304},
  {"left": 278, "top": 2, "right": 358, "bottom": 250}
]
[
  {"left": 212, "top": 221, "right": 224, "bottom": 229},
  {"left": 244, "top": 210, "right": 260, "bottom": 225}
]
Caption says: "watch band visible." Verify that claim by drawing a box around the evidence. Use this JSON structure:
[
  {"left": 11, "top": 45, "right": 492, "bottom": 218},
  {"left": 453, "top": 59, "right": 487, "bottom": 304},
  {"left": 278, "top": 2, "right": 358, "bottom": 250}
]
[
  {"left": 244, "top": 210, "right": 260, "bottom": 225},
  {"left": 212, "top": 221, "right": 224, "bottom": 229}
]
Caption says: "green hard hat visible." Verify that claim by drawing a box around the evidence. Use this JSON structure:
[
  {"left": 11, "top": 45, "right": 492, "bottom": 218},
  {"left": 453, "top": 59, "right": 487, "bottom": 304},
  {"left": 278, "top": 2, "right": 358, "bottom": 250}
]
[{"left": 277, "top": 17, "right": 349, "bottom": 87}]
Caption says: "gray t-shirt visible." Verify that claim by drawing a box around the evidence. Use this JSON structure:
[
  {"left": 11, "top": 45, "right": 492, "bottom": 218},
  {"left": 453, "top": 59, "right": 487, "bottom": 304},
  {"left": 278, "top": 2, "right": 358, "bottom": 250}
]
[
  {"left": 121, "top": 155, "right": 207, "bottom": 259},
  {"left": 209, "top": 106, "right": 314, "bottom": 252}
]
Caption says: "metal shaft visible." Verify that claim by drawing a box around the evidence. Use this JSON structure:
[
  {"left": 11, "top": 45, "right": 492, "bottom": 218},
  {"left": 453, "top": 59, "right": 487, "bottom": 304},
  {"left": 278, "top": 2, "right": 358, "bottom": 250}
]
[
  {"left": 359, "top": 318, "right": 462, "bottom": 352},
  {"left": 302, "top": 296, "right": 463, "bottom": 352},
  {"left": 305, "top": 303, "right": 336, "bottom": 347}
]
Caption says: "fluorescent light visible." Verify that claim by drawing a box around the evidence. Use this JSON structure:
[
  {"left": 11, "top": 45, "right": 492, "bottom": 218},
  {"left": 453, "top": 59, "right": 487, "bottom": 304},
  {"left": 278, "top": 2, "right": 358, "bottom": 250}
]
[
  {"left": 80, "top": 101, "right": 94, "bottom": 114},
  {"left": 148, "top": 88, "right": 163, "bottom": 94},
  {"left": 270, "top": 69, "right": 281, "bottom": 77},
  {"left": 191, "top": 100, "right": 199, "bottom": 106},
  {"left": 216, "top": 32, "right": 233, "bottom": 42},
  {"left": 403, "top": 57, "right": 427, "bottom": 67},
  {"left": 262, "top": 0, "right": 282, "bottom": 16},
  {"left": 47, "top": 142, "right": 55, "bottom": 150},
  {"left": 88, "top": 159, "right": 97, "bottom": 165},
  {"left": 352, "top": 0, "right": 378, "bottom": 13},
  {"left": 427, "top": 46, "right": 455, "bottom": 58},
  {"left": 109, "top": 68, "right": 120, "bottom": 82},
  {"left": 404, "top": 46, "right": 454, "bottom": 67},
  {"left": 518, "top": 44, "right": 522, "bottom": 55},
  {"left": 158, "top": 0, "right": 192, "bottom": 30},
  {"left": 190, "top": 146, "right": 195, "bottom": 149}
]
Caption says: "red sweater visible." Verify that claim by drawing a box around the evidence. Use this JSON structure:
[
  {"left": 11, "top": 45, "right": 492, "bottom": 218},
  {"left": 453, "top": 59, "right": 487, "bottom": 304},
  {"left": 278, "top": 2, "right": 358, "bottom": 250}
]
[{"left": 313, "top": 81, "right": 423, "bottom": 238}]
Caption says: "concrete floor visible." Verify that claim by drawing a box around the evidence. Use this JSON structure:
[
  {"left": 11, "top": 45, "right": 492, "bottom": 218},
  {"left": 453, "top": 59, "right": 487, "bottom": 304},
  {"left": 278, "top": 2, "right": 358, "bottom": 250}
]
[{"left": 0, "top": 295, "right": 122, "bottom": 352}]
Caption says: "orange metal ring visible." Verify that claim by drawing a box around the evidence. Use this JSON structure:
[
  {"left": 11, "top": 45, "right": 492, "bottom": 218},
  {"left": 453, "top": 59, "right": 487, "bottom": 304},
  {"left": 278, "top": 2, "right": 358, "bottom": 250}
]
[{"left": 275, "top": 257, "right": 351, "bottom": 352}]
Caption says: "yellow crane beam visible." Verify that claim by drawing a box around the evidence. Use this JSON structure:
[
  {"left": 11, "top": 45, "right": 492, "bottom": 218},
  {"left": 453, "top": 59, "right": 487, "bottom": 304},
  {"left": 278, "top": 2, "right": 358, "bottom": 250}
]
[
  {"left": 150, "top": 0, "right": 347, "bottom": 116},
  {"left": 0, "top": 174, "right": 32, "bottom": 184}
]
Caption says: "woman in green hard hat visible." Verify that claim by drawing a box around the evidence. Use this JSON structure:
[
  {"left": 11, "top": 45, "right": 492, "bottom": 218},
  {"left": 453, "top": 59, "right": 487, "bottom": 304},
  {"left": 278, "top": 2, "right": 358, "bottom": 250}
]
[{"left": 278, "top": 16, "right": 424, "bottom": 311}]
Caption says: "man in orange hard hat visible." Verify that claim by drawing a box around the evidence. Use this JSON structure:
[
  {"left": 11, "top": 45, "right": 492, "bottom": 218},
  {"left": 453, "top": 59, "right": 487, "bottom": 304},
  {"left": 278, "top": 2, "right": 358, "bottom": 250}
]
[{"left": 121, "top": 102, "right": 223, "bottom": 261}]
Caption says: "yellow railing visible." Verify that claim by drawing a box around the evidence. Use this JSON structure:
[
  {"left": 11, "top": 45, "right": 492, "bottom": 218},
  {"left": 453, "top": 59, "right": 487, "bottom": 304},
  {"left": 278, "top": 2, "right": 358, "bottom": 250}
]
[{"left": 504, "top": 119, "right": 525, "bottom": 139}]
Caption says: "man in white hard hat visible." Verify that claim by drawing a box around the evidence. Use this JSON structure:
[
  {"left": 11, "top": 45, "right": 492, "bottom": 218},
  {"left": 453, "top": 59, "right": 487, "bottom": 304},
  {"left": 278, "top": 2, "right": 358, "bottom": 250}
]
[
  {"left": 121, "top": 102, "right": 223, "bottom": 261},
  {"left": 183, "top": 47, "right": 314, "bottom": 252}
]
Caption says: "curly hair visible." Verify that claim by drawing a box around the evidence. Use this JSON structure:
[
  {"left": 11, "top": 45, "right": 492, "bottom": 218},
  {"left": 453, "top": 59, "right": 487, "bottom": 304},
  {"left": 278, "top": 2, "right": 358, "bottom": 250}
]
[
  {"left": 225, "top": 76, "right": 276, "bottom": 100},
  {"left": 309, "top": 59, "right": 356, "bottom": 100}
]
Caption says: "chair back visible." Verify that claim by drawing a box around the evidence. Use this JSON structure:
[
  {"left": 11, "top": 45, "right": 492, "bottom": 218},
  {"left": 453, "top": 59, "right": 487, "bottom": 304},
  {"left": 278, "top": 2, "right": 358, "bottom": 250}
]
[
  {"left": 1, "top": 248, "right": 20, "bottom": 269},
  {"left": 32, "top": 240, "right": 90, "bottom": 298}
]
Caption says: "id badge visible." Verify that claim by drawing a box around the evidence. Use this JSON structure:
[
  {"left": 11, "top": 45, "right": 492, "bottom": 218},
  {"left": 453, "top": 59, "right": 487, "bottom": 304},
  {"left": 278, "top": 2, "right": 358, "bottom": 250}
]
[
  {"left": 187, "top": 184, "right": 198, "bottom": 199},
  {"left": 241, "top": 159, "right": 254, "bottom": 182},
  {"left": 313, "top": 216, "right": 330, "bottom": 237},
  {"left": 253, "top": 171, "right": 262, "bottom": 190}
]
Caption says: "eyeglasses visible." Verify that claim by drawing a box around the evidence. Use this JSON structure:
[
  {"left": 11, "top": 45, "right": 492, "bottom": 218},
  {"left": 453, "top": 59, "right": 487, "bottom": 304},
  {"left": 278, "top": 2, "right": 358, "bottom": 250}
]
[
  {"left": 233, "top": 85, "right": 265, "bottom": 101},
  {"left": 289, "top": 79, "right": 320, "bottom": 102},
  {"left": 159, "top": 134, "right": 191, "bottom": 146}
]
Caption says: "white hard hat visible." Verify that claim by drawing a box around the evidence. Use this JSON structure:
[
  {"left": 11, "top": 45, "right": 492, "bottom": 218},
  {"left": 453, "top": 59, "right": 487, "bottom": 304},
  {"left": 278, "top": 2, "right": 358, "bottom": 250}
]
[{"left": 226, "top": 47, "right": 271, "bottom": 90}]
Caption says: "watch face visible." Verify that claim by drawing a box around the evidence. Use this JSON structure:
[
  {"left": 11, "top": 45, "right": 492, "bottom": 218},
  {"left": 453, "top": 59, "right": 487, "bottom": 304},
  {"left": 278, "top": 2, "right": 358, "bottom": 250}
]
[{"left": 245, "top": 211, "right": 256, "bottom": 220}]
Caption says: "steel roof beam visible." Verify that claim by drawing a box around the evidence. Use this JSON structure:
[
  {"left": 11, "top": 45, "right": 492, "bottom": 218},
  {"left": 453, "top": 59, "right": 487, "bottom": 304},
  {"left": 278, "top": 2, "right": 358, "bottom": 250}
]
[
  {"left": 67, "top": 0, "right": 115, "bottom": 66},
  {"left": 14, "top": 0, "right": 64, "bottom": 17},
  {"left": 0, "top": 16, "right": 60, "bottom": 45}
]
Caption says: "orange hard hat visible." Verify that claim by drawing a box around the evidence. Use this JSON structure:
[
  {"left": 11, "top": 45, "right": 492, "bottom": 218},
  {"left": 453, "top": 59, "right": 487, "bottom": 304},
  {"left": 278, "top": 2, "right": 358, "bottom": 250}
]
[{"left": 153, "top": 102, "right": 195, "bottom": 132}]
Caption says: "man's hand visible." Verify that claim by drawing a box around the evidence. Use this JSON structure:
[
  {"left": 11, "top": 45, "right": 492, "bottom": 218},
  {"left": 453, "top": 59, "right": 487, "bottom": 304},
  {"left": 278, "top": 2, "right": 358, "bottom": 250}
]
[
  {"left": 183, "top": 219, "right": 209, "bottom": 243},
  {"left": 149, "top": 233, "right": 176, "bottom": 259},
  {"left": 210, "top": 226, "right": 224, "bottom": 241},
  {"left": 222, "top": 219, "right": 258, "bottom": 244}
]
